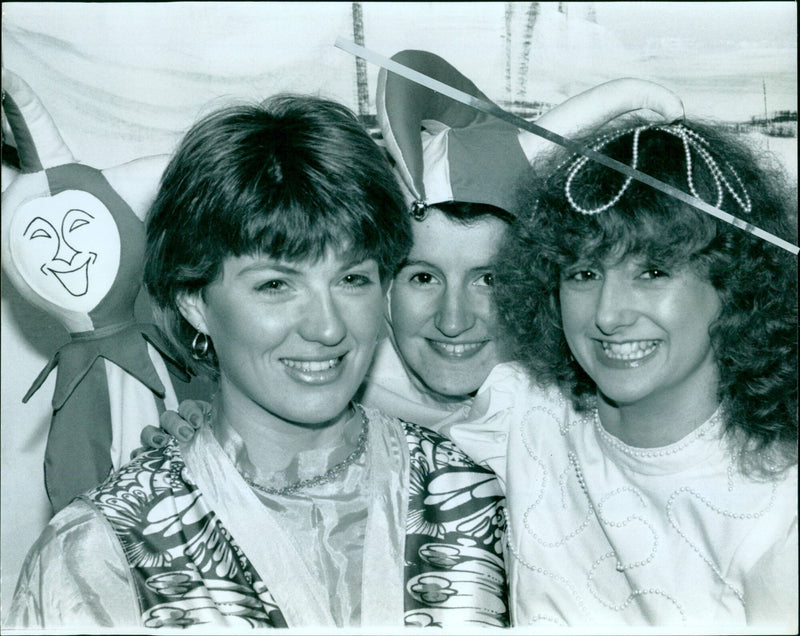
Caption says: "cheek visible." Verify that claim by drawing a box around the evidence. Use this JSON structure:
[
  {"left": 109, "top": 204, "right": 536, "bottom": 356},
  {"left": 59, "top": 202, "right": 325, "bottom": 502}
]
[
  {"left": 389, "top": 288, "right": 431, "bottom": 337},
  {"left": 558, "top": 293, "right": 595, "bottom": 357},
  {"left": 675, "top": 311, "right": 717, "bottom": 352},
  {"left": 65, "top": 213, "right": 122, "bottom": 265},
  {"left": 661, "top": 291, "right": 719, "bottom": 342},
  {"left": 17, "top": 238, "right": 57, "bottom": 272},
  {"left": 65, "top": 225, "right": 99, "bottom": 252},
  {"left": 474, "top": 292, "right": 500, "bottom": 327},
  {"left": 354, "top": 298, "right": 385, "bottom": 342},
  {"left": 207, "top": 306, "right": 288, "bottom": 358},
  {"left": 558, "top": 292, "right": 583, "bottom": 334}
]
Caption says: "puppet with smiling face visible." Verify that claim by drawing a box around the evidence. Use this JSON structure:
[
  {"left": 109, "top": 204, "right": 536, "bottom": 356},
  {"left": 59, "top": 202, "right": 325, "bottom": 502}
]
[{"left": 2, "top": 70, "right": 187, "bottom": 513}]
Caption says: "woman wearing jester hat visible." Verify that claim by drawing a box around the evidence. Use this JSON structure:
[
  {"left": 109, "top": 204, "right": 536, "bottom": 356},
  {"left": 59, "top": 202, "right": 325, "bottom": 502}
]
[
  {"left": 449, "top": 121, "right": 798, "bottom": 628},
  {"left": 150, "top": 50, "right": 687, "bottom": 442}
]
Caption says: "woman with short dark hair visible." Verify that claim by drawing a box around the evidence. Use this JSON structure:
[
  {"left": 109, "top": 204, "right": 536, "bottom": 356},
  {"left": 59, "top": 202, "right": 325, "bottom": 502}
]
[{"left": 8, "top": 95, "right": 508, "bottom": 629}]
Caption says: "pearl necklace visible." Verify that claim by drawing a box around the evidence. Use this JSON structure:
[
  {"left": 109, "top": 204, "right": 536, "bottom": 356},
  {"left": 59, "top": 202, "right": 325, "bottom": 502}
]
[
  {"left": 593, "top": 405, "right": 723, "bottom": 459},
  {"left": 241, "top": 406, "right": 369, "bottom": 497}
]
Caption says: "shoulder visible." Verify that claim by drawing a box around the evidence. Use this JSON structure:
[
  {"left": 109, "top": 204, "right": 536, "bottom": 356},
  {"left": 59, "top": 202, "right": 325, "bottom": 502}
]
[
  {"left": 31, "top": 498, "right": 120, "bottom": 554},
  {"left": 769, "top": 464, "right": 799, "bottom": 519},
  {"left": 470, "top": 361, "right": 563, "bottom": 418},
  {"left": 7, "top": 499, "right": 139, "bottom": 628},
  {"left": 85, "top": 439, "right": 190, "bottom": 513},
  {"left": 362, "top": 405, "right": 490, "bottom": 470},
  {"left": 23, "top": 500, "right": 129, "bottom": 576},
  {"left": 740, "top": 466, "right": 798, "bottom": 629},
  {"left": 440, "top": 363, "right": 566, "bottom": 475}
]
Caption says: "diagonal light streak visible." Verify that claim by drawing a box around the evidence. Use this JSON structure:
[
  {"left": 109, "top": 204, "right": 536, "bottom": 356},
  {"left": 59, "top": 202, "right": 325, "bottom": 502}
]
[{"left": 335, "top": 37, "right": 798, "bottom": 255}]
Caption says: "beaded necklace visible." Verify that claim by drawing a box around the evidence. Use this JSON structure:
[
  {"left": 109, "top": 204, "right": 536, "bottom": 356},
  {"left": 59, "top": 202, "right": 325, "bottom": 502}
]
[
  {"left": 240, "top": 405, "right": 369, "bottom": 497},
  {"left": 593, "top": 405, "right": 723, "bottom": 459}
]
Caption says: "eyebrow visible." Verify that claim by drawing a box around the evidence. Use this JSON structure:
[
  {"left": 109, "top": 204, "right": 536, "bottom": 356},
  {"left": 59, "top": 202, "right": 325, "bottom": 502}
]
[
  {"left": 398, "top": 258, "right": 493, "bottom": 273},
  {"left": 65, "top": 208, "right": 95, "bottom": 218},
  {"left": 236, "top": 257, "right": 377, "bottom": 277},
  {"left": 23, "top": 217, "right": 55, "bottom": 236},
  {"left": 236, "top": 262, "right": 302, "bottom": 277},
  {"left": 338, "top": 256, "right": 377, "bottom": 271}
]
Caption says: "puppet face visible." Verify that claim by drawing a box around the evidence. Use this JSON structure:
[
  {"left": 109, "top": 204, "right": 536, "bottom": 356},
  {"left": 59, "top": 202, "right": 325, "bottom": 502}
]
[{"left": 10, "top": 190, "right": 121, "bottom": 314}]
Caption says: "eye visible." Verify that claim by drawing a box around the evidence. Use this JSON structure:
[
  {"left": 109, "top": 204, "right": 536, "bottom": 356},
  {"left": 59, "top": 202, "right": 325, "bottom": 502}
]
[
  {"left": 28, "top": 228, "right": 53, "bottom": 240},
  {"left": 255, "top": 279, "right": 289, "bottom": 295},
  {"left": 409, "top": 272, "right": 439, "bottom": 286},
  {"left": 68, "top": 218, "right": 90, "bottom": 232},
  {"left": 474, "top": 272, "right": 494, "bottom": 287},
  {"left": 341, "top": 273, "right": 374, "bottom": 288},
  {"left": 640, "top": 268, "right": 670, "bottom": 279},
  {"left": 563, "top": 269, "right": 600, "bottom": 282}
]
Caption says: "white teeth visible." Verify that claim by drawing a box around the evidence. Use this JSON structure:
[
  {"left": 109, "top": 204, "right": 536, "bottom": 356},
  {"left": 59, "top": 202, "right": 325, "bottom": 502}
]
[
  {"left": 282, "top": 358, "right": 339, "bottom": 372},
  {"left": 431, "top": 341, "right": 485, "bottom": 355},
  {"left": 601, "top": 340, "right": 659, "bottom": 360}
]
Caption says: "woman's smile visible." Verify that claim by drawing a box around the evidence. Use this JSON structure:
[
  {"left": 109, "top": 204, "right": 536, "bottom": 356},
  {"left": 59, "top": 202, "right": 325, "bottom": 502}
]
[
  {"left": 594, "top": 339, "right": 661, "bottom": 368},
  {"left": 280, "top": 354, "right": 348, "bottom": 384},
  {"left": 425, "top": 338, "right": 490, "bottom": 359}
]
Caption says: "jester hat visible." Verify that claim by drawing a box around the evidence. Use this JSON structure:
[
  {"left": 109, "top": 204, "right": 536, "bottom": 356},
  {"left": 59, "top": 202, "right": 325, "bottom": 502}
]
[
  {"left": 377, "top": 50, "right": 685, "bottom": 216},
  {"left": 2, "top": 69, "right": 185, "bottom": 512}
]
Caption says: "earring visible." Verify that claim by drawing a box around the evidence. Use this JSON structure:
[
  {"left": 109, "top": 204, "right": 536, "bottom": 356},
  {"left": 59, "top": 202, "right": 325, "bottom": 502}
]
[
  {"left": 411, "top": 200, "right": 428, "bottom": 221},
  {"left": 191, "top": 331, "right": 210, "bottom": 360}
]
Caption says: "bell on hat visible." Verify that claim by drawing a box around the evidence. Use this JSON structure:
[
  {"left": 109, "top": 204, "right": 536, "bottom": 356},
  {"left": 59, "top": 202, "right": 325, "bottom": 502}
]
[{"left": 376, "top": 49, "right": 684, "bottom": 218}]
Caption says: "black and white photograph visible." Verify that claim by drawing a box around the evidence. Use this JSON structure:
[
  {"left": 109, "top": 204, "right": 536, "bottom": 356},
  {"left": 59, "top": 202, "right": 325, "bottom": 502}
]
[{"left": 1, "top": 2, "right": 797, "bottom": 632}]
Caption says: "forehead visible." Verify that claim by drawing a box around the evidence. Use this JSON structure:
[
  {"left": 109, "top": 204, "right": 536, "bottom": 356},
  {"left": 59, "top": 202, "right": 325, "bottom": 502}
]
[
  {"left": 408, "top": 209, "right": 507, "bottom": 264},
  {"left": 221, "top": 248, "right": 374, "bottom": 276}
]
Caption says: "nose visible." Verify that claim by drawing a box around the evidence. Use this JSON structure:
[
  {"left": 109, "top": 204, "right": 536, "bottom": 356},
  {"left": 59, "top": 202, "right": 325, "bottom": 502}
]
[
  {"left": 298, "top": 291, "right": 347, "bottom": 346},
  {"left": 52, "top": 235, "right": 79, "bottom": 266},
  {"left": 594, "top": 276, "right": 638, "bottom": 334},
  {"left": 434, "top": 285, "right": 475, "bottom": 337}
]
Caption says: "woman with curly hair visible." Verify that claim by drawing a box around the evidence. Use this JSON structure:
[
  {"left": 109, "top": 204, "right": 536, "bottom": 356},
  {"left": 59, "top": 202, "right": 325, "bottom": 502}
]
[{"left": 448, "top": 121, "right": 798, "bottom": 629}]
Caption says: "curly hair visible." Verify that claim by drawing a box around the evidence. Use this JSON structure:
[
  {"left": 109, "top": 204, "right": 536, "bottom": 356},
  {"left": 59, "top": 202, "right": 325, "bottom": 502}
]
[
  {"left": 144, "top": 94, "right": 412, "bottom": 379},
  {"left": 494, "top": 120, "right": 797, "bottom": 477}
]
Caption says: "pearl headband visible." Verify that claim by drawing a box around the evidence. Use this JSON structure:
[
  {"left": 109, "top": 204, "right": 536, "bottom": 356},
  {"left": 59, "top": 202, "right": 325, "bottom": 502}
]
[{"left": 565, "top": 124, "right": 752, "bottom": 218}]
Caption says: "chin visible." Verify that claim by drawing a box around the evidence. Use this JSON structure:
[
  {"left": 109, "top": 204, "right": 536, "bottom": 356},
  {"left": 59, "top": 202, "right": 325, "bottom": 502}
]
[
  {"left": 281, "top": 395, "right": 354, "bottom": 426},
  {"left": 422, "top": 377, "right": 481, "bottom": 401},
  {"left": 596, "top": 384, "right": 653, "bottom": 408}
]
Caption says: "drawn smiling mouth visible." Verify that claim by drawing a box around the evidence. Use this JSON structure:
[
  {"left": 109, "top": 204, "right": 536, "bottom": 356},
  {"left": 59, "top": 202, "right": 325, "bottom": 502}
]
[{"left": 43, "top": 253, "right": 97, "bottom": 297}]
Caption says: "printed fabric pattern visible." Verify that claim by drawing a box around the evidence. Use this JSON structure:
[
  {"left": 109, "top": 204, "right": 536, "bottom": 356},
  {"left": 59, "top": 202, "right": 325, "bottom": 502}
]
[
  {"left": 83, "top": 423, "right": 507, "bottom": 628},
  {"left": 82, "top": 442, "right": 287, "bottom": 628},
  {"left": 402, "top": 421, "right": 508, "bottom": 627}
]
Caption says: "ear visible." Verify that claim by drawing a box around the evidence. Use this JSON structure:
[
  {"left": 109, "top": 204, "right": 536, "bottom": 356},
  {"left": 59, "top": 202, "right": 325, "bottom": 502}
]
[{"left": 176, "top": 290, "right": 209, "bottom": 335}]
